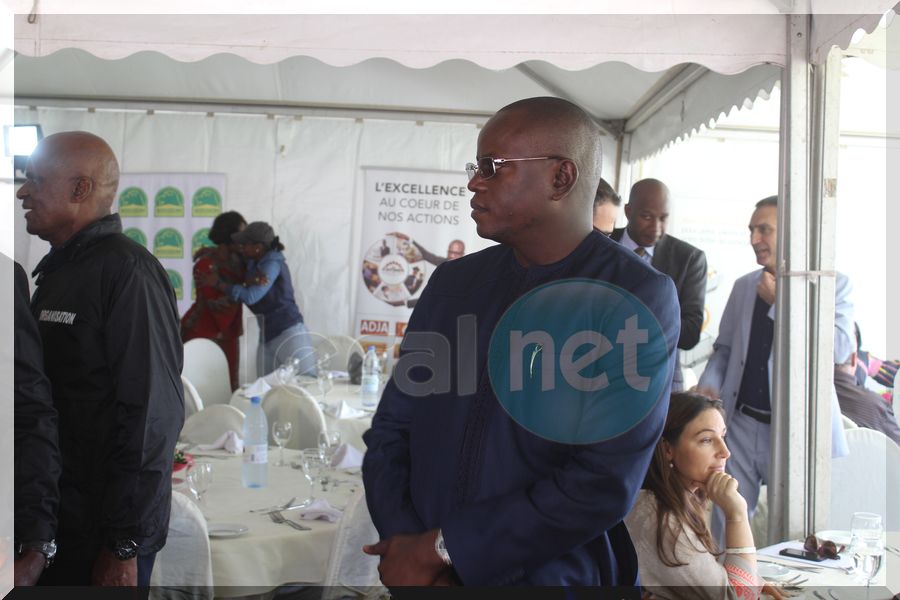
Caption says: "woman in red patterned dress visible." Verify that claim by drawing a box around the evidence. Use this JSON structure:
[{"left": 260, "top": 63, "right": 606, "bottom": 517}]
[{"left": 181, "top": 211, "right": 247, "bottom": 390}]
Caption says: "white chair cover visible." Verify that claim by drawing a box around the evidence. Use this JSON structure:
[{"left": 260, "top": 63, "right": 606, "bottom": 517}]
[
  {"left": 829, "top": 427, "right": 900, "bottom": 531},
  {"left": 183, "top": 338, "right": 232, "bottom": 407},
  {"left": 180, "top": 404, "right": 246, "bottom": 445},
  {"left": 182, "top": 375, "right": 204, "bottom": 419},
  {"left": 262, "top": 384, "right": 327, "bottom": 450},
  {"left": 149, "top": 490, "right": 213, "bottom": 600},
  {"left": 327, "top": 335, "right": 365, "bottom": 372},
  {"left": 840, "top": 413, "right": 858, "bottom": 430},
  {"left": 322, "top": 487, "right": 386, "bottom": 600}
]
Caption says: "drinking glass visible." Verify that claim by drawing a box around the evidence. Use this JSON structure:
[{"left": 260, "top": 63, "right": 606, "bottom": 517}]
[
  {"left": 317, "top": 371, "right": 334, "bottom": 404},
  {"left": 187, "top": 461, "right": 214, "bottom": 516},
  {"left": 272, "top": 421, "right": 293, "bottom": 466},
  {"left": 317, "top": 430, "right": 341, "bottom": 489},
  {"left": 299, "top": 449, "right": 322, "bottom": 504},
  {"left": 849, "top": 512, "right": 884, "bottom": 596}
]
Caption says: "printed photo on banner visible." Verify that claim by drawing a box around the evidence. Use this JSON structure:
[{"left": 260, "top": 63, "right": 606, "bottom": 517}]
[{"left": 354, "top": 167, "right": 494, "bottom": 355}]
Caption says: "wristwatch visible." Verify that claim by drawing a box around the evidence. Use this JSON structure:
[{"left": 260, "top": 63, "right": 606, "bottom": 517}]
[
  {"left": 434, "top": 529, "right": 452, "bottom": 566},
  {"left": 108, "top": 539, "right": 139, "bottom": 561},
  {"left": 17, "top": 540, "right": 57, "bottom": 568}
]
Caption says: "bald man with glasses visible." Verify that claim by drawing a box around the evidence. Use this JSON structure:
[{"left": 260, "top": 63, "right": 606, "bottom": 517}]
[{"left": 362, "top": 97, "right": 680, "bottom": 587}]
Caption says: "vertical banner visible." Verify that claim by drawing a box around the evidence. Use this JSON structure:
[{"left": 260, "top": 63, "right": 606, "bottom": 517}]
[
  {"left": 355, "top": 167, "right": 488, "bottom": 360},
  {"left": 116, "top": 173, "right": 227, "bottom": 316}
]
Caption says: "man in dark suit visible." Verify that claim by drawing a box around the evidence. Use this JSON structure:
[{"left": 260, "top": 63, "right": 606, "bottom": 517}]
[{"left": 611, "top": 178, "right": 707, "bottom": 390}]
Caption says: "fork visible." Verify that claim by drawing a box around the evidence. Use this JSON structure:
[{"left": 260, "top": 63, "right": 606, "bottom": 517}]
[{"left": 269, "top": 511, "right": 311, "bottom": 531}]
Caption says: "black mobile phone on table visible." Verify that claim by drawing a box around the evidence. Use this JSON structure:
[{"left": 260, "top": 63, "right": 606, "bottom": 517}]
[{"left": 779, "top": 547, "right": 826, "bottom": 562}]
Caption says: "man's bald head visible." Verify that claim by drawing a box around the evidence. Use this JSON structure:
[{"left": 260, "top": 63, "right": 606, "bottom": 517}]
[
  {"left": 493, "top": 97, "right": 603, "bottom": 204},
  {"left": 18, "top": 131, "right": 120, "bottom": 246},
  {"left": 38, "top": 131, "right": 120, "bottom": 210},
  {"left": 468, "top": 97, "right": 604, "bottom": 266},
  {"left": 625, "top": 178, "right": 670, "bottom": 247}
]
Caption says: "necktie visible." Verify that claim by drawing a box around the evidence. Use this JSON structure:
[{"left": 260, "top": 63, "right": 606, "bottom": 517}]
[{"left": 634, "top": 246, "right": 647, "bottom": 258}]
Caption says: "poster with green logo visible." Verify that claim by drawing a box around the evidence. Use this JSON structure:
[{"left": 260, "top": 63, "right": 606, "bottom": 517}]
[
  {"left": 192, "top": 228, "right": 215, "bottom": 255},
  {"left": 119, "top": 187, "right": 148, "bottom": 217},
  {"left": 123, "top": 227, "right": 147, "bottom": 247},
  {"left": 155, "top": 186, "right": 185, "bottom": 217},
  {"left": 155, "top": 228, "right": 184, "bottom": 259},
  {"left": 166, "top": 269, "right": 184, "bottom": 300},
  {"left": 193, "top": 187, "right": 222, "bottom": 217},
  {"left": 118, "top": 172, "right": 226, "bottom": 318}
]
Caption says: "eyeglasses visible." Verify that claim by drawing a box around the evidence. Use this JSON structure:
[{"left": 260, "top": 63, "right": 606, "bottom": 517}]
[
  {"left": 465, "top": 156, "right": 566, "bottom": 181},
  {"left": 803, "top": 534, "right": 842, "bottom": 559}
]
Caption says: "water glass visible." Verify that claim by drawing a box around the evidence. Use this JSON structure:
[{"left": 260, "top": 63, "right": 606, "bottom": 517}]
[
  {"left": 187, "top": 461, "right": 214, "bottom": 516},
  {"left": 849, "top": 511, "right": 884, "bottom": 594},
  {"left": 317, "top": 371, "right": 334, "bottom": 403},
  {"left": 318, "top": 430, "right": 342, "bottom": 465},
  {"left": 299, "top": 449, "right": 322, "bottom": 504},
  {"left": 272, "top": 421, "right": 293, "bottom": 466}
]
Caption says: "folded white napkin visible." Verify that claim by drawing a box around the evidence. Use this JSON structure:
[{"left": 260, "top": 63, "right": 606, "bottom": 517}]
[
  {"left": 197, "top": 430, "right": 244, "bottom": 454},
  {"left": 330, "top": 443, "right": 364, "bottom": 469},
  {"left": 295, "top": 498, "right": 344, "bottom": 523},
  {"left": 324, "top": 400, "right": 367, "bottom": 420},
  {"left": 241, "top": 377, "right": 272, "bottom": 398}
]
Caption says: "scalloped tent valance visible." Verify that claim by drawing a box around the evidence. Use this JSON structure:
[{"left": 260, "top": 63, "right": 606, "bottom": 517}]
[{"left": 12, "top": 9, "right": 894, "bottom": 160}]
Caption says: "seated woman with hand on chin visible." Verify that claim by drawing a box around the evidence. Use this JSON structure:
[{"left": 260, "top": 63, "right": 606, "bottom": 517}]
[{"left": 625, "top": 392, "right": 772, "bottom": 600}]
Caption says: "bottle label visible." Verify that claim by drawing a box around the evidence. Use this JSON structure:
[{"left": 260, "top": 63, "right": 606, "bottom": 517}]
[
  {"left": 243, "top": 444, "right": 268, "bottom": 464},
  {"left": 361, "top": 374, "right": 380, "bottom": 394}
]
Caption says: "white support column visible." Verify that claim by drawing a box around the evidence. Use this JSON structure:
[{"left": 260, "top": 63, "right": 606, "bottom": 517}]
[
  {"left": 770, "top": 14, "right": 812, "bottom": 544},
  {"left": 807, "top": 46, "right": 842, "bottom": 535}
]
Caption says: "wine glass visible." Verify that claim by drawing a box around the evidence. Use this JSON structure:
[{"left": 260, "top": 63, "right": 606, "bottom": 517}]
[
  {"left": 187, "top": 461, "right": 214, "bottom": 517},
  {"left": 317, "top": 371, "right": 334, "bottom": 405},
  {"left": 849, "top": 512, "right": 884, "bottom": 597},
  {"left": 317, "top": 430, "right": 341, "bottom": 489},
  {"left": 299, "top": 449, "right": 322, "bottom": 504},
  {"left": 272, "top": 421, "right": 293, "bottom": 466}
]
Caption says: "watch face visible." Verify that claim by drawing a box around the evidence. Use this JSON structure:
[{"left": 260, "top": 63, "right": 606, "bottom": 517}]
[{"left": 113, "top": 539, "right": 139, "bottom": 560}]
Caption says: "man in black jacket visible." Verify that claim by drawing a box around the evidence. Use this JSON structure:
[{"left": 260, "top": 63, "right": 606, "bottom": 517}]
[
  {"left": 13, "top": 260, "right": 61, "bottom": 586},
  {"left": 611, "top": 178, "right": 707, "bottom": 390},
  {"left": 17, "top": 131, "right": 184, "bottom": 586}
]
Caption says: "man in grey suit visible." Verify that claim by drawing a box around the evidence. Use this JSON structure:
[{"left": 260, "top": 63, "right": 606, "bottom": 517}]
[
  {"left": 697, "top": 195, "right": 850, "bottom": 544},
  {"left": 611, "top": 178, "right": 707, "bottom": 391}
]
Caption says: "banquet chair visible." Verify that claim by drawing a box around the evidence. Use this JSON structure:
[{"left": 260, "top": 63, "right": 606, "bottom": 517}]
[
  {"left": 182, "top": 375, "right": 204, "bottom": 419},
  {"left": 262, "top": 385, "right": 326, "bottom": 450},
  {"left": 829, "top": 427, "right": 900, "bottom": 530},
  {"left": 329, "top": 335, "right": 365, "bottom": 372},
  {"left": 149, "top": 490, "right": 213, "bottom": 600},
  {"left": 183, "top": 338, "right": 232, "bottom": 407},
  {"left": 180, "top": 404, "right": 246, "bottom": 445},
  {"left": 840, "top": 414, "right": 858, "bottom": 430},
  {"left": 321, "top": 487, "right": 386, "bottom": 600}
]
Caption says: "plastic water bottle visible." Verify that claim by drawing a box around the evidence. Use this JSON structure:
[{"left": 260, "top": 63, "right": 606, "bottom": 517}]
[
  {"left": 242, "top": 396, "right": 268, "bottom": 488},
  {"left": 361, "top": 346, "right": 381, "bottom": 408}
]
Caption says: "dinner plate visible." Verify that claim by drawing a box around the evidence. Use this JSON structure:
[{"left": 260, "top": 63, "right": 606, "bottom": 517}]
[
  {"left": 207, "top": 523, "right": 249, "bottom": 538},
  {"left": 814, "top": 530, "right": 852, "bottom": 546},
  {"left": 757, "top": 563, "right": 792, "bottom": 580}
]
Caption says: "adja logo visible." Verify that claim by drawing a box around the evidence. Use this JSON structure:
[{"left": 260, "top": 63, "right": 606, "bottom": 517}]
[{"left": 360, "top": 320, "right": 390, "bottom": 335}]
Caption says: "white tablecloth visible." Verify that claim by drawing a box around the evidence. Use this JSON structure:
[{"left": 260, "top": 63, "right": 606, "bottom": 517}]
[
  {"left": 757, "top": 532, "right": 898, "bottom": 598},
  {"left": 229, "top": 380, "right": 373, "bottom": 451},
  {"left": 182, "top": 448, "right": 363, "bottom": 597}
]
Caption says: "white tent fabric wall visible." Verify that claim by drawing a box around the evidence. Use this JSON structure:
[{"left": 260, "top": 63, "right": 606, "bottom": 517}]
[{"left": 14, "top": 106, "right": 558, "bottom": 337}]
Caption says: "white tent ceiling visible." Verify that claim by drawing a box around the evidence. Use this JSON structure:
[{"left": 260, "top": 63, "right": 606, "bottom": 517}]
[{"left": 10, "top": 9, "right": 891, "bottom": 160}]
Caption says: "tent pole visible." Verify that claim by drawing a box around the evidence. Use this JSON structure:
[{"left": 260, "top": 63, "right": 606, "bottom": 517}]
[
  {"left": 770, "top": 14, "right": 812, "bottom": 545},
  {"left": 807, "top": 46, "right": 842, "bottom": 536}
]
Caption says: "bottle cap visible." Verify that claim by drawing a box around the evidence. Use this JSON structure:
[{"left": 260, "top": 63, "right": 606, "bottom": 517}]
[{"left": 251, "top": 396, "right": 261, "bottom": 405}]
